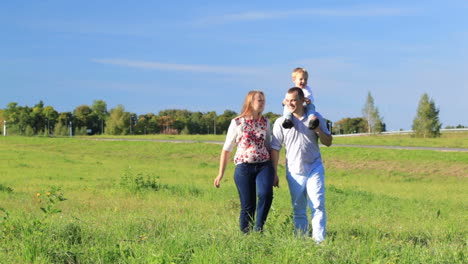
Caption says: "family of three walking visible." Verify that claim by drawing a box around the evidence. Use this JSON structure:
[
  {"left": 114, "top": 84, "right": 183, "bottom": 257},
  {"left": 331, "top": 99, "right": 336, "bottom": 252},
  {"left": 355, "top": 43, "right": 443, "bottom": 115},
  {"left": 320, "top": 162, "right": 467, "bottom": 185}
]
[{"left": 213, "top": 67, "right": 333, "bottom": 244}]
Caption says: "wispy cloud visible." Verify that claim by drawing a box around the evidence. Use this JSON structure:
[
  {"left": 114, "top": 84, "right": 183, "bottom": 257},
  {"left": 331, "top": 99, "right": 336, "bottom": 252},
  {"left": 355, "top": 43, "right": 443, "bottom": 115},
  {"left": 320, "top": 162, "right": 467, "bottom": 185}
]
[
  {"left": 195, "top": 7, "right": 416, "bottom": 25},
  {"left": 92, "top": 58, "right": 264, "bottom": 75}
]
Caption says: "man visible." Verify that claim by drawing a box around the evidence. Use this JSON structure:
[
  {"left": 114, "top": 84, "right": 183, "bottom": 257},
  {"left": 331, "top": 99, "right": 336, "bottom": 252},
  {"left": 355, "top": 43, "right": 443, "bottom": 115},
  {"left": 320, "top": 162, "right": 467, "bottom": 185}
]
[{"left": 271, "top": 87, "right": 332, "bottom": 244}]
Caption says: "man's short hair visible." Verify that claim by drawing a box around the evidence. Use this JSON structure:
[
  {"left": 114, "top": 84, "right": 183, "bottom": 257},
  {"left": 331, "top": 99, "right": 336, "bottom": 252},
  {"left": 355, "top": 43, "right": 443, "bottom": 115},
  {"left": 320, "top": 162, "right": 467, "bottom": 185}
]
[{"left": 287, "top": 87, "right": 304, "bottom": 100}]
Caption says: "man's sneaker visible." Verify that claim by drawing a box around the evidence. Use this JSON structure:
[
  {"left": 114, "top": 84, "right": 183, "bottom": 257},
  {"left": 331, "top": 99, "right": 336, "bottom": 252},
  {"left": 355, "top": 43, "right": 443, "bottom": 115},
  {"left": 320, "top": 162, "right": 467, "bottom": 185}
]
[
  {"left": 308, "top": 118, "right": 320, "bottom": 130},
  {"left": 282, "top": 119, "right": 294, "bottom": 129}
]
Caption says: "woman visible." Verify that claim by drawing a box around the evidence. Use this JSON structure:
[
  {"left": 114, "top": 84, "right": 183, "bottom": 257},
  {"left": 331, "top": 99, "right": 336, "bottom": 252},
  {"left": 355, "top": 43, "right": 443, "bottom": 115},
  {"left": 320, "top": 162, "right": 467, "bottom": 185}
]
[{"left": 214, "top": 90, "right": 278, "bottom": 233}]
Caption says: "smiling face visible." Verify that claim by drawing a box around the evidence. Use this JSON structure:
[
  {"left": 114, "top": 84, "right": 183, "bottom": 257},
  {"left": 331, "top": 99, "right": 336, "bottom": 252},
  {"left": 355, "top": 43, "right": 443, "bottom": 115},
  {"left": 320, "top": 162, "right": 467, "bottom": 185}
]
[
  {"left": 292, "top": 73, "right": 308, "bottom": 89},
  {"left": 284, "top": 90, "right": 304, "bottom": 114}
]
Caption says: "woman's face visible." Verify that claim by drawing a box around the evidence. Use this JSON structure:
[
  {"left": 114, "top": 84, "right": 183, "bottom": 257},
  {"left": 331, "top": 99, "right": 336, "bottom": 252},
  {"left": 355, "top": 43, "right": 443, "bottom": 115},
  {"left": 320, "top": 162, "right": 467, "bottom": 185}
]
[{"left": 251, "top": 93, "right": 265, "bottom": 113}]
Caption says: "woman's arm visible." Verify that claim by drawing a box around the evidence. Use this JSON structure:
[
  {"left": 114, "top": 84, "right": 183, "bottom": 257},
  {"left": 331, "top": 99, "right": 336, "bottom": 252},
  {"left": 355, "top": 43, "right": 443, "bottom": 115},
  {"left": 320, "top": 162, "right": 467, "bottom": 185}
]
[{"left": 214, "top": 149, "right": 231, "bottom": 188}]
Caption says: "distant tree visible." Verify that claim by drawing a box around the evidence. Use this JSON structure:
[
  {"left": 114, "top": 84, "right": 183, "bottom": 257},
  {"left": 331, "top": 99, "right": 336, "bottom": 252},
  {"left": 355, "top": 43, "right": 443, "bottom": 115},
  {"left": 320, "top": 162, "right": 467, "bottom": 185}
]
[
  {"left": 217, "top": 110, "right": 238, "bottom": 134},
  {"left": 73, "top": 105, "right": 92, "bottom": 130},
  {"left": 43, "top": 106, "right": 58, "bottom": 135},
  {"left": 412, "top": 93, "right": 441, "bottom": 138},
  {"left": 188, "top": 112, "right": 203, "bottom": 134},
  {"left": 31, "top": 101, "right": 46, "bottom": 134},
  {"left": 134, "top": 113, "right": 159, "bottom": 135},
  {"left": 444, "top": 124, "right": 466, "bottom": 129},
  {"left": 57, "top": 112, "right": 73, "bottom": 133},
  {"left": 91, "top": 100, "right": 108, "bottom": 134},
  {"left": 0, "top": 109, "right": 4, "bottom": 135},
  {"left": 333, "top": 117, "right": 367, "bottom": 134},
  {"left": 263, "top": 112, "right": 281, "bottom": 127},
  {"left": 202, "top": 111, "right": 217, "bottom": 134},
  {"left": 106, "top": 105, "right": 131, "bottom": 135},
  {"left": 74, "top": 105, "right": 102, "bottom": 134},
  {"left": 4, "top": 102, "right": 20, "bottom": 124},
  {"left": 158, "top": 115, "right": 175, "bottom": 134},
  {"left": 53, "top": 121, "right": 69, "bottom": 136},
  {"left": 4, "top": 103, "right": 34, "bottom": 135},
  {"left": 362, "top": 92, "right": 384, "bottom": 134}
]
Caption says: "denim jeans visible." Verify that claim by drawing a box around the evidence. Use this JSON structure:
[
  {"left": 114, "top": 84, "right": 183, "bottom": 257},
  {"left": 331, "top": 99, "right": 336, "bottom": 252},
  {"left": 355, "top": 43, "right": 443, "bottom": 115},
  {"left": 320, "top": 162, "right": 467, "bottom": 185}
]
[
  {"left": 286, "top": 164, "right": 326, "bottom": 243},
  {"left": 234, "top": 161, "right": 274, "bottom": 233}
]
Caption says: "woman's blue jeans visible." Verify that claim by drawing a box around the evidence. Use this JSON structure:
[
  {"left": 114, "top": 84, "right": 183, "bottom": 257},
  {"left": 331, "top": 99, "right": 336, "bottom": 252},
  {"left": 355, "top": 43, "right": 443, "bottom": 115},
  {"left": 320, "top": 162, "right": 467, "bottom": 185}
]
[{"left": 234, "top": 161, "right": 274, "bottom": 233}]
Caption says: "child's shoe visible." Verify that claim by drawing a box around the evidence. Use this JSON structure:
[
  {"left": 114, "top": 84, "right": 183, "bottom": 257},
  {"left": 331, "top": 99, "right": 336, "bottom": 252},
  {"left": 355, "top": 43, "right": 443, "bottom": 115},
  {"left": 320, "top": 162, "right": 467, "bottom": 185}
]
[
  {"left": 282, "top": 119, "right": 294, "bottom": 129},
  {"left": 308, "top": 118, "right": 320, "bottom": 130}
]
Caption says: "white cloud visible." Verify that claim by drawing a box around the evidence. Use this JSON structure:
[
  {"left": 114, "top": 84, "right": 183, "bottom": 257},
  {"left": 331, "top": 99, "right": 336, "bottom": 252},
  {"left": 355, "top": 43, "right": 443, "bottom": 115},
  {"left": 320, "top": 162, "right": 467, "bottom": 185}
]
[
  {"left": 195, "top": 7, "right": 416, "bottom": 25},
  {"left": 92, "top": 58, "right": 264, "bottom": 75}
]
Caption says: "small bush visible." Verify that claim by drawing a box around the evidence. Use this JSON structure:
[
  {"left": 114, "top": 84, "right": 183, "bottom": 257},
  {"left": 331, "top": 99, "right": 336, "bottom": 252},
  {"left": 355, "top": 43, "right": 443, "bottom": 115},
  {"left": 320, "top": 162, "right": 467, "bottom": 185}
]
[
  {"left": 0, "top": 184, "right": 13, "bottom": 193},
  {"left": 120, "top": 169, "right": 167, "bottom": 193}
]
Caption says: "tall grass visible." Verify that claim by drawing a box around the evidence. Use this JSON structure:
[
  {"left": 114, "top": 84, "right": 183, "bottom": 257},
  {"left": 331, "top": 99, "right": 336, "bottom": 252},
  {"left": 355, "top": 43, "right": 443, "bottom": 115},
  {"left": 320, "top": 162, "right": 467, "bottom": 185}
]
[{"left": 0, "top": 136, "right": 466, "bottom": 263}]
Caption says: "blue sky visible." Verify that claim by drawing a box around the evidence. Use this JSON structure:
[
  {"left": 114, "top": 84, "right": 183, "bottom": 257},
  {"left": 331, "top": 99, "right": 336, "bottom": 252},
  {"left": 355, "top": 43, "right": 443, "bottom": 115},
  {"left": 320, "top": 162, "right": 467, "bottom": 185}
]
[{"left": 1, "top": 0, "right": 467, "bottom": 131}]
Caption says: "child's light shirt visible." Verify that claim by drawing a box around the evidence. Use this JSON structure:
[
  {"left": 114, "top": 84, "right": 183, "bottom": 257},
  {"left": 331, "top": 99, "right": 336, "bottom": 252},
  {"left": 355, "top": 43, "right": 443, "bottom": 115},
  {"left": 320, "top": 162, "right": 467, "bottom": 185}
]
[{"left": 223, "top": 116, "right": 271, "bottom": 164}]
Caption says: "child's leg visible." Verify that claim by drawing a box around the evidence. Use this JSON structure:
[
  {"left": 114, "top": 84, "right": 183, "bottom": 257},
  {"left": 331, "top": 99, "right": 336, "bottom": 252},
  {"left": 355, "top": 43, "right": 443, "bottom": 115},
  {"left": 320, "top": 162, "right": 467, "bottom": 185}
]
[
  {"left": 306, "top": 103, "right": 316, "bottom": 119},
  {"left": 306, "top": 103, "right": 319, "bottom": 130},
  {"left": 283, "top": 105, "right": 292, "bottom": 120},
  {"left": 282, "top": 105, "right": 294, "bottom": 129}
]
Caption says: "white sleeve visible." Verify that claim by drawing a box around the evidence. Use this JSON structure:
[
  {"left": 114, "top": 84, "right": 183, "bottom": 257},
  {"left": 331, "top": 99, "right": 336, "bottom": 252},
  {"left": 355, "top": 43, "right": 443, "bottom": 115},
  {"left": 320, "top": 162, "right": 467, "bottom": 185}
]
[
  {"left": 265, "top": 119, "right": 271, "bottom": 151},
  {"left": 271, "top": 118, "right": 284, "bottom": 151},
  {"left": 305, "top": 86, "right": 315, "bottom": 104},
  {"left": 316, "top": 112, "right": 330, "bottom": 135},
  {"left": 223, "top": 119, "right": 237, "bottom": 152}
]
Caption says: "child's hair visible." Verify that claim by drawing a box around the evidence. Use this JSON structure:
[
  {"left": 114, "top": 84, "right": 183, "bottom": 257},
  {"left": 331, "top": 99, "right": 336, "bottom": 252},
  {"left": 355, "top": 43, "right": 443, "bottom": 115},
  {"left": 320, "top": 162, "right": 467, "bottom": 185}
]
[
  {"left": 239, "top": 90, "right": 265, "bottom": 118},
  {"left": 291, "top": 67, "right": 309, "bottom": 80}
]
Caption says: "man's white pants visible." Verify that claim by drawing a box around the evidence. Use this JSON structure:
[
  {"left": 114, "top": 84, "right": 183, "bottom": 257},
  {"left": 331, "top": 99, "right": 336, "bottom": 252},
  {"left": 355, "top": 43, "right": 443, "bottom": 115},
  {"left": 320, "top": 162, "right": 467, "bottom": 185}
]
[{"left": 286, "top": 164, "right": 326, "bottom": 243}]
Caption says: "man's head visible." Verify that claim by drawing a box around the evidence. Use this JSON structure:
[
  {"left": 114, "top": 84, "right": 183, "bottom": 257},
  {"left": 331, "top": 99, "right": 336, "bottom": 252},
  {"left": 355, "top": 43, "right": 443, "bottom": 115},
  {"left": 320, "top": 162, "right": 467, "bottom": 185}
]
[
  {"left": 291, "top": 67, "right": 308, "bottom": 89},
  {"left": 285, "top": 87, "right": 305, "bottom": 114}
]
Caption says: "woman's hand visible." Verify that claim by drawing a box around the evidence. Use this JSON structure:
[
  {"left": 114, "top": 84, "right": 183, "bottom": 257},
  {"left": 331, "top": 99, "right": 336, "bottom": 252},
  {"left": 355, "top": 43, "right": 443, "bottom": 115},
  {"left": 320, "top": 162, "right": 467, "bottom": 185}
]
[
  {"left": 214, "top": 174, "right": 223, "bottom": 188},
  {"left": 273, "top": 173, "right": 279, "bottom": 187}
]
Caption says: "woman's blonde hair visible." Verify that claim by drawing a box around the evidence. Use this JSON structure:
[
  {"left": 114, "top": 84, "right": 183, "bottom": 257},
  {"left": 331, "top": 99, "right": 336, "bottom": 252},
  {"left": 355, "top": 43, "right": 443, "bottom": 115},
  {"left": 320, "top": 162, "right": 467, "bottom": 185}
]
[{"left": 239, "top": 90, "right": 265, "bottom": 118}]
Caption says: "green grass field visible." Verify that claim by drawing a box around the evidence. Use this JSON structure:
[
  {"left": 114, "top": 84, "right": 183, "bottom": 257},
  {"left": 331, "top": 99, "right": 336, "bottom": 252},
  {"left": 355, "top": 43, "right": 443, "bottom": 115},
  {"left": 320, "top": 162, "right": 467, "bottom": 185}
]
[{"left": 0, "top": 134, "right": 466, "bottom": 263}]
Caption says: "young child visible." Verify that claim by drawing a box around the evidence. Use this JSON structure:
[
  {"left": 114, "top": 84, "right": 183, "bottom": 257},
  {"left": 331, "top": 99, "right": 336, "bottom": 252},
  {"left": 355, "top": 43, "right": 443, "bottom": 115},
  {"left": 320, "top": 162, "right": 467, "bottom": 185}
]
[{"left": 282, "top": 67, "right": 319, "bottom": 129}]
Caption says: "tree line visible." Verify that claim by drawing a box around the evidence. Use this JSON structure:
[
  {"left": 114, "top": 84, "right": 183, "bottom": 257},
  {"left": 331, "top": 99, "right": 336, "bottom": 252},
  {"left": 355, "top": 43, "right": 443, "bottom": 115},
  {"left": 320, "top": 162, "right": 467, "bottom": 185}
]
[
  {"left": 0, "top": 100, "right": 281, "bottom": 136},
  {"left": 0, "top": 93, "right": 456, "bottom": 138}
]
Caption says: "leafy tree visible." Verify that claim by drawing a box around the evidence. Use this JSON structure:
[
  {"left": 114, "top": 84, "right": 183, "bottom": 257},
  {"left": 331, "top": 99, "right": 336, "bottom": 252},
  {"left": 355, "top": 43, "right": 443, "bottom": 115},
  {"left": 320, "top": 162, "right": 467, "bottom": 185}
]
[
  {"left": 31, "top": 101, "right": 46, "bottom": 134},
  {"left": 0, "top": 109, "right": 5, "bottom": 135},
  {"left": 91, "top": 100, "right": 108, "bottom": 134},
  {"left": 74, "top": 105, "right": 101, "bottom": 134},
  {"left": 73, "top": 105, "right": 92, "bottom": 130},
  {"left": 4, "top": 102, "right": 20, "bottom": 124},
  {"left": 202, "top": 111, "right": 217, "bottom": 134},
  {"left": 43, "top": 106, "right": 58, "bottom": 135},
  {"left": 106, "top": 105, "right": 131, "bottom": 135},
  {"left": 362, "top": 92, "right": 384, "bottom": 134},
  {"left": 334, "top": 117, "right": 367, "bottom": 134},
  {"left": 263, "top": 112, "right": 281, "bottom": 127},
  {"left": 53, "top": 121, "right": 69, "bottom": 136},
  {"left": 412, "top": 93, "right": 441, "bottom": 138},
  {"left": 217, "top": 110, "right": 238, "bottom": 134},
  {"left": 188, "top": 112, "right": 203, "bottom": 134}
]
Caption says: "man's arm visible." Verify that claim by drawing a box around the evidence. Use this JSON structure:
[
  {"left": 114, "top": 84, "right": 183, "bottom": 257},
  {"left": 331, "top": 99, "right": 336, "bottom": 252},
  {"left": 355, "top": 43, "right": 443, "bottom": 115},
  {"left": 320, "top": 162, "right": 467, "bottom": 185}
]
[
  {"left": 312, "top": 113, "right": 333, "bottom": 147},
  {"left": 270, "top": 149, "right": 280, "bottom": 187},
  {"left": 314, "top": 126, "right": 332, "bottom": 146}
]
